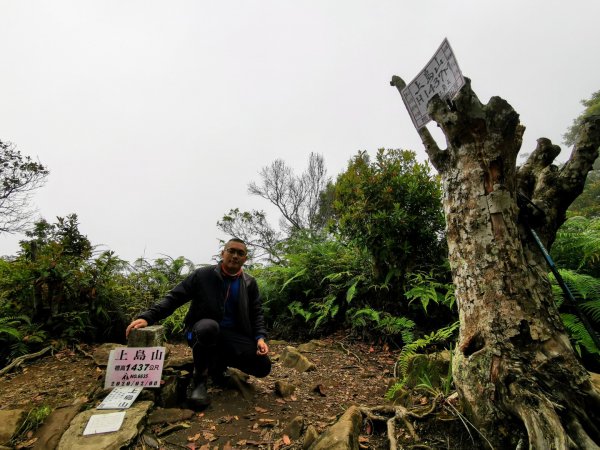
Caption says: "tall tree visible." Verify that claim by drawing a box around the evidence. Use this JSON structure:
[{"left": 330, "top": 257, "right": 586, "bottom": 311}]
[
  {"left": 392, "top": 76, "right": 600, "bottom": 448},
  {"left": 216, "top": 208, "right": 282, "bottom": 263},
  {"left": 248, "top": 152, "right": 330, "bottom": 233},
  {"left": 0, "top": 140, "right": 49, "bottom": 233}
]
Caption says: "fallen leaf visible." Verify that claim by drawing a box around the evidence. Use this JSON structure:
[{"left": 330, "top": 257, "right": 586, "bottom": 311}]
[
  {"left": 259, "top": 418, "right": 276, "bottom": 427},
  {"left": 255, "top": 406, "right": 268, "bottom": 413},
  {"left": 187, "top": 433, "right": 201, "bottom": 442},
  {"left": 203, "top": 431, "right": 217, "bottom": 441},
  {"left": 223, "top": 441, "right": 233, "bottom": 450},
  {"left": 283, "top": 434, "right": 291, "bottom": 445}
]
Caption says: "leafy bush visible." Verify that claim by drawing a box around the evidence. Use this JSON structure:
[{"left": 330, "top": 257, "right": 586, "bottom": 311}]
[
  {"left": 251, "top": 232, "right": 373, "bottom": 338},
  {"left": 0, "top": 215, "right": 130, "bottom": 345},
  {"left": 332, "top": 149, "right": 446, "bottom": 285}
]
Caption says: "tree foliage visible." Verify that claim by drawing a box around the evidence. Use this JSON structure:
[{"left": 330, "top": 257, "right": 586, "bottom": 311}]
[
  {"left": 332, "top": 149, "right": 446, "bottom": 282},
  {"left": 0, "top": 214, "right": 129, "bottom": 343},
  {"left": 248, "top": 152, "right": 330, "bottom": 233},
  {"left": 0, "top": 140, "right": 49, "bottom": 234},
  {"left": 219, "top": 153, "right": 331, "bottom": 264},
  {"left": 563, "top": 90, "right": 600, "bottom": 147},
  {"left": 252, "top": 231, "right": 455, "bottom": 344},
  {"left": 217, "top": 208, "right": 282, "bottom": 263}
]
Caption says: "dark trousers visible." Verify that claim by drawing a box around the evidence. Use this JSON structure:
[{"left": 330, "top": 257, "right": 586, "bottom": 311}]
[{"left": 186, "top": 319, "right": 271, "bottom": 379}]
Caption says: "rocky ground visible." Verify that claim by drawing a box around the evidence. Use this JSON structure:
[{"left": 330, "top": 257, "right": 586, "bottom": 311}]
[{"left": 0, "top": 335, "right": 478, "bottom": 449}]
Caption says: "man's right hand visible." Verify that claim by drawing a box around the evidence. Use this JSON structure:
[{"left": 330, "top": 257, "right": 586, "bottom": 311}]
[{"left": 126, "top": 318, "right": 148, "bottom": 338}]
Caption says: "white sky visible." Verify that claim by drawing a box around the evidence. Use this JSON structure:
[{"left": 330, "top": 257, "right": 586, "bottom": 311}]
[{"left": 1, "top": 1, "right": 598, "bottom": 264}]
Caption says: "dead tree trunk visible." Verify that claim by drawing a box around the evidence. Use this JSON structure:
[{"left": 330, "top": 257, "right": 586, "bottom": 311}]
[{"left": 391, "top": 76, "right": 600, "bottom": 449}]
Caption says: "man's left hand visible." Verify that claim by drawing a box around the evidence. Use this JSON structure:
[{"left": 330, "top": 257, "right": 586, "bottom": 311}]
[{"left": 256, "top": 338, "right": 269, "bottom": 356}]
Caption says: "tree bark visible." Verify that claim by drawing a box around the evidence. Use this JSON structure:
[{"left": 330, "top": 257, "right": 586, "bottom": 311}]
[{"left": 391, "top": 76, "right": 600, "bottom": 449}]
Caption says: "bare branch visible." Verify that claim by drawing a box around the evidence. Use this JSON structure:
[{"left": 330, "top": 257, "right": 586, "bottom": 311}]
[{"left": 390, "top": 75, "right": 448, "bottom": 171}]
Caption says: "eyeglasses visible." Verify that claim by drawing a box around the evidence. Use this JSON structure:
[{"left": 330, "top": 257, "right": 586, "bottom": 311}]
[{"left": 225, "top": 248, "right": 247, "bottom": 257}]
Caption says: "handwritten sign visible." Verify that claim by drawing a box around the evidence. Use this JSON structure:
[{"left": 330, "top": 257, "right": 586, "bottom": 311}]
[
  {"left": 97, "top": 386, "right": 143, "bottom": 410},
  {"left": 401, "top": 38, "right": 465, "bottom": 129},
  {"left": 104, "top": 346, "right": 165, "bottom": 389}
]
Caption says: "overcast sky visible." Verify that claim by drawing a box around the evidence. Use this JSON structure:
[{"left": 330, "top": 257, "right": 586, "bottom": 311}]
[{"left": 1, "top": 1, "right": 598, "bottom": 264}]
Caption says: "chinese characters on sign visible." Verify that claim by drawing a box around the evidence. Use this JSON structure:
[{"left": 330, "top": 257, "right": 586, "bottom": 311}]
[
  {"left": 104, "top": 346, "right": 165, "bottom": 389},
  {"left": 401, "top": 38, "right": 465, "bottom": 130},
  {"left": 97, "top": 387, "right": 143, "bottom": 410}
]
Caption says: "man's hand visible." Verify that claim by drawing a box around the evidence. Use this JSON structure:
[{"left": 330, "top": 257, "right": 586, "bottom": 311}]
[
  {"left": 256, "top": 338, "right": 269, "bottom": 356},
  {"left": 126, "top": 318, "right": 148, "bottom": 338}
]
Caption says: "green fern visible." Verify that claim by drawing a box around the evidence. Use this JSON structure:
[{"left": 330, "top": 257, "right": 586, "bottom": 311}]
[
  {"left": 396, "top": 321, "right": 459, "bottom": 381},
  {"left": 348, "top": 306, "right": 415, "bottom": 343},
  {"left": 0, "top": 315, "right": 28, "bottom": 340},
  {"left": 288, "top": 301, "right": 313, "bottom": 322},
  {"left": 549, "top": 269, "right": 600, "bottom": 356},
  {"left": 405, "top": 271, "right": 456, "bottom": 313}
]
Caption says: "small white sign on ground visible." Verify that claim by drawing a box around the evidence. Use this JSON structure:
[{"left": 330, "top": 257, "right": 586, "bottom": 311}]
[
  {"left": 97, "top": 386, "right": 143, "bottom": 410},
  {"left": 401, "top": 38, "right": 465, "bottom": 129},
  {"left": 83, "top": 411, "right": 126, "bottom": 435}
]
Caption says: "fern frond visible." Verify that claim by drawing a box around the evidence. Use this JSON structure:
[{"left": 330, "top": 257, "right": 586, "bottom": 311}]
[
  {"left": 561, "top": 313, "right": 600, "bottom": 356},
  {"left": 396, "top": 321, "right": 459, "bottom": 380}
]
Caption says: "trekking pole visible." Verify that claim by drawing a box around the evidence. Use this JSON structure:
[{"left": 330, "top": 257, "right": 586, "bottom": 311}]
[{"left": 527, "top": 225, "right": 600, "bottom": 350}]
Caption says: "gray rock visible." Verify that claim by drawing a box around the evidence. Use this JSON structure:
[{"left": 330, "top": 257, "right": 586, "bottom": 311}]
[
  {"left": 57, "top": 400, "right": 153, "bottom": 450},
  {"left": 228, "top": 368, "right": 255, "bottom": 401},
  {"left": 283, "top": 415, "right": 304, "bottom": 440},
  {"left": 32, "top": 403, "right": 85, "bottom": 450},
  {"left": 0, "top": 409, "right": 26, "bottom": 445},
  {"left": 303, "top": 424, "right": 319, "bottom": 450},
  {"left": 308, "top": 405, "right": 362, "bottom": 450},
  {"left": 92, "top": 343, "right": 122, "bottom": 367},
  {"left": 275, "top": 380, "right": 296, "bottom": 398},
  {"left": 280, "top": 346, "right": 316, "bottom": 372},
  {"left": 127, "top": 325, "right": 165, "bottom": 347},
  {"left": 297, "top": 340, "right": 327, "bottom": 353}
]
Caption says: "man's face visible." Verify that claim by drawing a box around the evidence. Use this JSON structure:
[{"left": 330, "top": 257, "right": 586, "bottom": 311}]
[{"left": 221, "top": 241, "right": 248, "bottom": 273}]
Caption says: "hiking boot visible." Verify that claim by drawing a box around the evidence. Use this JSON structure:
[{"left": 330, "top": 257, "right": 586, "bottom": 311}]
[{"left": 188, "top": 376, "right": 210, "bottom": 407}]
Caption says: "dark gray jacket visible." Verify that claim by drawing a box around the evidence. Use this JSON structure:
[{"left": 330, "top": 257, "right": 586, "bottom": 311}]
[{"left": 138, "top": 263, "right": 267, "bottom": 339}]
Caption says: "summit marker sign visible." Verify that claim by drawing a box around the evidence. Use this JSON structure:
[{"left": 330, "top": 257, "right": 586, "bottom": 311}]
[{"left": 401, "top": 38, "right": 465, "bottom": 129}]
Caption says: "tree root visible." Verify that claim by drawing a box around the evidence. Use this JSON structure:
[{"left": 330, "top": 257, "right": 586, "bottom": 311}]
[
  {"left": 0, "top": 345, "right": 54, "bottom": 377},
  {"left": 507, "top": 381, "right": 600, "bottom": 450},
  {"left": 338, "top": 341, "right": 362, "bottom": 365},
  {"left": 359, "top": 397, "right": 439, "bottom": 450}
]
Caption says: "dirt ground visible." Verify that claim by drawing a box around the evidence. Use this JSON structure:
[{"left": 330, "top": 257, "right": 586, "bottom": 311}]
[{"left": 0, "top": 335, "right": 480, "bottom": 449}]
